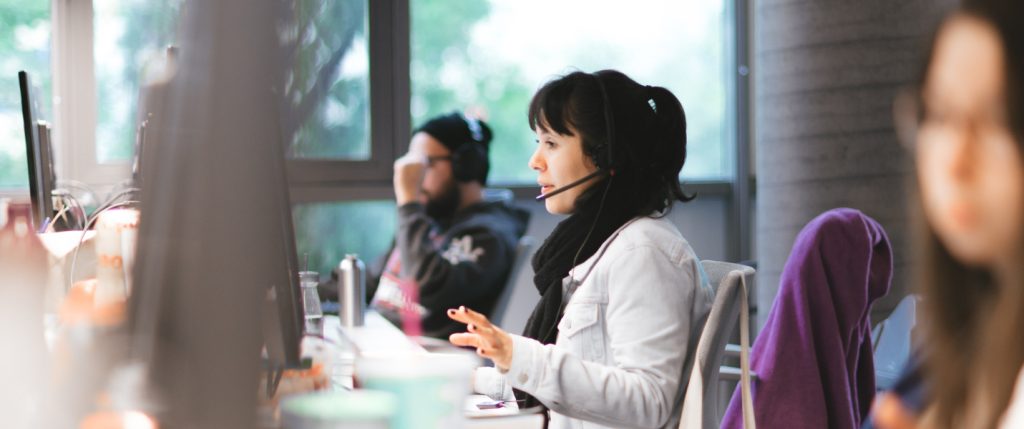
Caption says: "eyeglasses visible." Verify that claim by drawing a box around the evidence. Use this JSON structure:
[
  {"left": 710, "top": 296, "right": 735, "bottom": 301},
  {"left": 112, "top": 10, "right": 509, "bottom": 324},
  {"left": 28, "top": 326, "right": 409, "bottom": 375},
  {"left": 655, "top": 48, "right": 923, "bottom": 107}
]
[
  {"left": 426, "top": 155, "right": 452, "bottom": 167},
  {"left": 893, "top": 86, "right": 1013, "bottom": 155}
]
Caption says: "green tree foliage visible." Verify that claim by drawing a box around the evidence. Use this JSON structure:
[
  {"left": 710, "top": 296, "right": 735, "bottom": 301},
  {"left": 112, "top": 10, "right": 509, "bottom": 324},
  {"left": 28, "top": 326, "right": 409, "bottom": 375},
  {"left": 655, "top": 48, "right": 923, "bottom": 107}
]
[
  {"left": 279, "top": 0, "right": 390, "bottom": 277},
  {"left": 293, "top": 201, "right": 396, "bottom": 279},
  {"left": 0, "top": 0, "right": 51, "bottom": 188},
  {"left": 95, "top": 0, "right": 181, "bottom": 162},
  {"left": 408, "top": 0, "right": 730, "bottom": 181},
  {"left": 293, "top": 0, "right": 533, "bottom": 277},
  {"left": 410, "top": 0, "right": 535, "bottom": 183},
  {"left": 278, "top": 0, "right": 369, "bottom": 159}
]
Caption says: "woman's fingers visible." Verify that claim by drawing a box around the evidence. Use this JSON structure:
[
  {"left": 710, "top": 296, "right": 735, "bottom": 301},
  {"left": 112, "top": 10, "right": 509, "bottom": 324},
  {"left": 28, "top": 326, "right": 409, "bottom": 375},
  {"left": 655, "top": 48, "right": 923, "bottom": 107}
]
[
  {"left": 449, "top": 332, "right": 497, "bottom": 353},
  {"left": 446, "top": 306, "right": 493, "bottom": 328},
  {"left": 467, "top": 321, "right": 492, "bottom": 334},
  {"left": 872, "top": 393, "right": 919, "bottom": 429},
  {"left": 467, "top": 323, "right": 499, "bottom": 348},
  {"left": 449, "top": 332, "right": 482, "bottom": 348},
  {"left": 449, "top": 326, "right": 502, "bottom": 351},
  {"left": 449, "top": 321, "right": 513, "bottom": 371},
  {"left": 461, "top": 306, "right": 490, "bottom": 324},
  {"left": 446, "top": 306, "right": 511, "bottom": 368},
  {"left": 446, "top": 308, "right": 467, "bottom": 324}
]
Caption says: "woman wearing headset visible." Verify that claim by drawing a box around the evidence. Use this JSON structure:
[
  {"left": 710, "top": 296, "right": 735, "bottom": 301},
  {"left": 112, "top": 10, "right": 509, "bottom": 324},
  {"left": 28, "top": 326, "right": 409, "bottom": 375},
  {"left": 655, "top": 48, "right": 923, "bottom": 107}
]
[{"left": 448, "top": 70, "right": 712, "bottom": 429}]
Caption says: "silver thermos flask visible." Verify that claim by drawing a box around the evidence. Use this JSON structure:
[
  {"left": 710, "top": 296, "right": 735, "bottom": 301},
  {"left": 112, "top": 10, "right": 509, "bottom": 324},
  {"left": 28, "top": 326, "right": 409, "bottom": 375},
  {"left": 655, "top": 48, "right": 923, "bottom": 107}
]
[{"left": 338, "top": 254, "right": 366, "bottom": 327}]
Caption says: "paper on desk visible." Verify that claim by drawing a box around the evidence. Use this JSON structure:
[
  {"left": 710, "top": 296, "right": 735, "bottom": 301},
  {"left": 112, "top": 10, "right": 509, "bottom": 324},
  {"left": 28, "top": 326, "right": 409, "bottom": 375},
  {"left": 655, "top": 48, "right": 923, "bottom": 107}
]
[{"left": 38, "top": 230, "right": 96, "bottom": 259}]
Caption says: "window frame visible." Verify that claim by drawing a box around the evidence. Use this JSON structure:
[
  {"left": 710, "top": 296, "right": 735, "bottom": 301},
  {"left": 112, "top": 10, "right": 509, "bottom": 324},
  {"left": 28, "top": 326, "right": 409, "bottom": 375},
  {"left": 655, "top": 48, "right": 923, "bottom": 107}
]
[
  {"left": 288, "top": 0, "right": 755, "bottom": 262},
  {"left": 40, "top": 0, "right": 753, "bottom": 261},
  {"left": 52, "top": 0, "right": 131, "bottom": 192},
  {"left": 46, "top": 0, "right": 399, "bottom": 193},
  {"left": 285, "top": 0, "right": 408, "bottom": 188}
]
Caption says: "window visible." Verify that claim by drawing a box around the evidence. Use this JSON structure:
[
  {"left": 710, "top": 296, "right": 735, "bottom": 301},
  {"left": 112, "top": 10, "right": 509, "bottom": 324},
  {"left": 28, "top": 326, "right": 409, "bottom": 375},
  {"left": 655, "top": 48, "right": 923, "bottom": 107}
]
[
  {"left": 410, "top": 0, "right": 733, "bottom": 182},
  {"left": 93, "top": 0, "right": 182, "bottom": 163},
  {"left": 92, "top": 0, "right": 372, "bottom": 164},
  {"left": 285, "top": 0, "right": 381, "bottom": 274},
  {"left": 0, "top": 0, "right": 52, "bottom": 189},
  {"left": 24, "top": 0, "right": 746, "bottom": 274},
  {"left": 293, "top": 200, "right": 396, "bottom": 278},
  {"left": 280, "top": 0, "right": 371, "bottom": 160},
  {"left": 295, "top": 0, "right": 742, "bottom": 273}
]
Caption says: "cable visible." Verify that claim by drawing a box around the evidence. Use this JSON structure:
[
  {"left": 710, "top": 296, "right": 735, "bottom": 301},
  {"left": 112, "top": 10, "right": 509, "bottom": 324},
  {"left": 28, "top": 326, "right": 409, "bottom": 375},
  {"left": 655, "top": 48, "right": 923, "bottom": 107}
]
[
  {"left": 540, "top": 177, "right": 614, "bottom": 343},
  {"left": 56, "top": 180, "right": 98, "bottom": 209},
  {"left": 57, "top": 179, "right": 95, "bottom": 195},
  {"left": 67, "top": 200, "right": 141, "bottom": 292},
  {"left": 46, "top": 190, "right": 87, "bottom": 233},
  {"left": 54, "top": 181, "right": 99, "bottom": 229},
  {"left": 47, "top": 195, "right": 73, "bottom": 233},
  {"left": 105, "top": 180, "right": 139, "bottom": 203},
  {"left": 91, "top": 187, "right": 140, "bottom": 216},
  {"left": 570, "top": 176, "right": 614, "bottom": 276},
  {"left": 69, "top": 192, "right": 87, "bottom": 229}
]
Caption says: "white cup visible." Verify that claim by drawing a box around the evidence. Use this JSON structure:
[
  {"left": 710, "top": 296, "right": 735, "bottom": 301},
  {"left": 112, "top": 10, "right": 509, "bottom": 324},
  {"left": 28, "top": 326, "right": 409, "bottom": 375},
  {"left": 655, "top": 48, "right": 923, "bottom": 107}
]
[{"left": 356, "top": 352, "right": 479, "bottom": 429}]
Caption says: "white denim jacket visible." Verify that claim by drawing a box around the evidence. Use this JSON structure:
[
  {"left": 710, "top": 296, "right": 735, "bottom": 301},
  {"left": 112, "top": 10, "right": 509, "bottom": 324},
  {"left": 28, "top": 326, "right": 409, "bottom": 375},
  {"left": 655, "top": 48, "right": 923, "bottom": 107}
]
[{"left": 475, "top": 216, "right": 713, "bottom": 429}]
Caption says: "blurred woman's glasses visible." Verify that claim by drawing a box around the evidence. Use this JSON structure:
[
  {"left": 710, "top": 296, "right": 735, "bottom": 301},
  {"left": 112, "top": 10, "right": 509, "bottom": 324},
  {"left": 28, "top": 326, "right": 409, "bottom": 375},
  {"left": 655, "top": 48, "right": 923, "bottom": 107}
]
[
  {"left": 893, "top": 86, "right": 1013, "bottom": 155},
  {"left": 893, "top": 87, "right": 923, "bottom": 151}
]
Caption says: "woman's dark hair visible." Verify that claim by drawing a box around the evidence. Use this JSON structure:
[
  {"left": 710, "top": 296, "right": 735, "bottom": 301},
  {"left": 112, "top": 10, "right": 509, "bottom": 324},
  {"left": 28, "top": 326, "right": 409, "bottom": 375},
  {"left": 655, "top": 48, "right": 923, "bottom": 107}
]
[
  {"left": 917, "top": 0, "right": 1024, "bottom": 427},
  {"left": 527, "top": 69, "right": 693, "bottom": 219}
]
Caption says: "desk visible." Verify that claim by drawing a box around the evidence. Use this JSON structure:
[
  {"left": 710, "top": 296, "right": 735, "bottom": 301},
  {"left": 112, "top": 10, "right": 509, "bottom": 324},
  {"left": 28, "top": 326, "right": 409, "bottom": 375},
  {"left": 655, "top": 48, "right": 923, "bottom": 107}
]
[
  {"left": 322, "top": 313, "right": 543, "bottom": 429},
  {"left": 327, "top": 312, "right": 427, "bottom": 356},
  {"left": 321, "top": 312, "right": 425, "bottom": 390}
]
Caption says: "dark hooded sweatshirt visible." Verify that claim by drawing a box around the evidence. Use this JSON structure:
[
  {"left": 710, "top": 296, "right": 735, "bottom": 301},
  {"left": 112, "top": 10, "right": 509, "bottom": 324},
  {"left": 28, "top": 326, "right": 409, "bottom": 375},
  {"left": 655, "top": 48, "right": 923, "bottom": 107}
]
[{"left": 365, "top": 200, "right": 529, "bottom": 339}]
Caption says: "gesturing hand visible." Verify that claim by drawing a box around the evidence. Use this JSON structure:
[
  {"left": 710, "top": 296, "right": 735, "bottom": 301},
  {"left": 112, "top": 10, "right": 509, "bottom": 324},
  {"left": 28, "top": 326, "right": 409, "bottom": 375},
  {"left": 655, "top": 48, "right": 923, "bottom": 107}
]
[{"left": 447, "top": 306, "right": 513, "bottom": 371}]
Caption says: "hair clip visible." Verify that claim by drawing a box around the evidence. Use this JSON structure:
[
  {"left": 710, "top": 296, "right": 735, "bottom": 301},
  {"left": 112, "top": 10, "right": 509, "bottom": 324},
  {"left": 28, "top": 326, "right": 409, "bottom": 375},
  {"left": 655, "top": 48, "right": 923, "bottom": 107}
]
[{"left": 647, "top": 98, "right": 657, "bottom": 113}]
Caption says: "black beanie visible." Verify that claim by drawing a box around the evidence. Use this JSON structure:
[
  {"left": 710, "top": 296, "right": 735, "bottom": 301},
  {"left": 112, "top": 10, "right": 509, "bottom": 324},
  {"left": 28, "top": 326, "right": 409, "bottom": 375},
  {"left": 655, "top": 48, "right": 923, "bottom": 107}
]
[{"left": 415, "top": 112, "right": 493, "bottom": 153}]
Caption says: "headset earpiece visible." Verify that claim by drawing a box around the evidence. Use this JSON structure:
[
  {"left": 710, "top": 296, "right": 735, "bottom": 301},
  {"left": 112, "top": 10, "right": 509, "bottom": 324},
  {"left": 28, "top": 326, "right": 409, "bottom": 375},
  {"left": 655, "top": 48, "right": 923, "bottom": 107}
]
[
  {"left": 592, "top": 144, "right": 612, "bottom": 171},
  {"left": 593, "top": 73, "right": 616, "bottom": 172},
  {"left": 451, "top": 141, "right": 487, "bottom": 183},
  {"left": 449, "top": 114, "right": 490, "bottom": 183}
]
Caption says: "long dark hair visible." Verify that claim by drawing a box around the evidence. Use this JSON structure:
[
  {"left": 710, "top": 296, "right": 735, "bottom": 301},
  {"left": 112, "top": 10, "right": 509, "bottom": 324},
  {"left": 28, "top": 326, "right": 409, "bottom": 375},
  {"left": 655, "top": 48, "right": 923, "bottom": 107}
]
[
  {"left": 518, "top": 70, "right": 693, "bottom": 414},
  {"left": 528, "top": 69, "right": 694, "bottom": 218},
  {"left": 917, "top": 0, "right": 1024, "bottom": 427}
]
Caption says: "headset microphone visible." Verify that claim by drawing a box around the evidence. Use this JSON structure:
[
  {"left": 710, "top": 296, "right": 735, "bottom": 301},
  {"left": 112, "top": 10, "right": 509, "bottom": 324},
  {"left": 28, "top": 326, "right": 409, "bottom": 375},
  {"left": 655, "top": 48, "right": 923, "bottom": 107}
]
[
  {"left": 536, "top": 72, "right": 617, "bottom": 202},
  {"left": 535, "top": 169, "right": 610, "bottom": 201}
]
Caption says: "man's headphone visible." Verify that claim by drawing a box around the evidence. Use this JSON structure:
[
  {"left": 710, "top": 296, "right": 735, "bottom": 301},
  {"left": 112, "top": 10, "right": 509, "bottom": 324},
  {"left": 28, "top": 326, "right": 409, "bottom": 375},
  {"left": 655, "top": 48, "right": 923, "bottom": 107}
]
[{"left": 451, "top": 115, "right": 489, "bottom": 183}]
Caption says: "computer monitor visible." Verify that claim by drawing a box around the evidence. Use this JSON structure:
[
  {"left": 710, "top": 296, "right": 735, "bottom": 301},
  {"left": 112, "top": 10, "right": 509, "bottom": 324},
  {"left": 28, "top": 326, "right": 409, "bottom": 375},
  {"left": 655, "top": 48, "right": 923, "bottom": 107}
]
[
  {"left": 18, "top": 71, "right": 56, "bottom": 228},
  {"left": 132, "top": 46, "right": 178, "bottom": 187},
  {"left": 126, "top": 1, "right": 305, "bottom": 425}
]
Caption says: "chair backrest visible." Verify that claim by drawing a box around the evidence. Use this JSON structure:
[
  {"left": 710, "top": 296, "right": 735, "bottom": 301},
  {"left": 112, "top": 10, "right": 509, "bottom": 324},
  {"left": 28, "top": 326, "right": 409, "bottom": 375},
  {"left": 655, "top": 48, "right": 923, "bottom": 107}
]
[
  {"left": 490, "top": 236, "right": 535, "bottom": 329},
  {"left": 872, "top": 294, "right": 917, "bottom": 391},
  {"left": 681, "top": 260, "right": 755, "bottom": 429}
]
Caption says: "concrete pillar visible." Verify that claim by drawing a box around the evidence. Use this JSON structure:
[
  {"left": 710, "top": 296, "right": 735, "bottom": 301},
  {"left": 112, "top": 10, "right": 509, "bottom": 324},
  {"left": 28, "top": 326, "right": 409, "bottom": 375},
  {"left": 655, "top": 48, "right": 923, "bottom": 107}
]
[{"left": 754, "top": 0, "right": 957, "bottom": 326}]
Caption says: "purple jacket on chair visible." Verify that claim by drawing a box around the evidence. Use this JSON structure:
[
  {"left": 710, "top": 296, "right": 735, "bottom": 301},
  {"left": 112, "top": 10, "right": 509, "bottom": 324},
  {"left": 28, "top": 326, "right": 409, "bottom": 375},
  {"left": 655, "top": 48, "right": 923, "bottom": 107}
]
[{"left": 721, "top": 208, "right": 893, "bottom": 429}]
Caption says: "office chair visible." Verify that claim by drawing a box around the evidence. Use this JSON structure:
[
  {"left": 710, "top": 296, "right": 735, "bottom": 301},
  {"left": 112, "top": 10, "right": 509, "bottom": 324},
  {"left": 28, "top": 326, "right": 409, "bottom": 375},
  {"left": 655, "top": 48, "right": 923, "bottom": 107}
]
[
  {"left": 679, "top": 260, "right": 757, "bottom": 429},
  {"left": 872, "top": 294, "right": 917, "bottom": 391},
  {"left": 489, "top": 235, "right": 535, "bottom": 330},
  {"left": 414, "top": 236, "right": 535, "bottom": 356},
  {"left": 720, "top": 208, "right": 891, "bottom": 429}
]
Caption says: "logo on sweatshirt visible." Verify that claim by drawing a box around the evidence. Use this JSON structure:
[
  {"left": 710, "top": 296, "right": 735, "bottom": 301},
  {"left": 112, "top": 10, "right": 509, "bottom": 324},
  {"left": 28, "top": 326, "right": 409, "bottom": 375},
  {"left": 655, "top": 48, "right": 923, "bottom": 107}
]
[{"left": 442, "top": 235, "right": 485, "bottom": 264}]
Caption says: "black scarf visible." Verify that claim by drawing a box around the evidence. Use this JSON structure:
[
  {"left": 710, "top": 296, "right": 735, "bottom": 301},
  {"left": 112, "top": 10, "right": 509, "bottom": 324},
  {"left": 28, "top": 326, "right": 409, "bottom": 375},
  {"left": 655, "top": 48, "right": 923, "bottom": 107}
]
[{"left": 517, "top": 180, "right": 634, "bottom": 410}]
